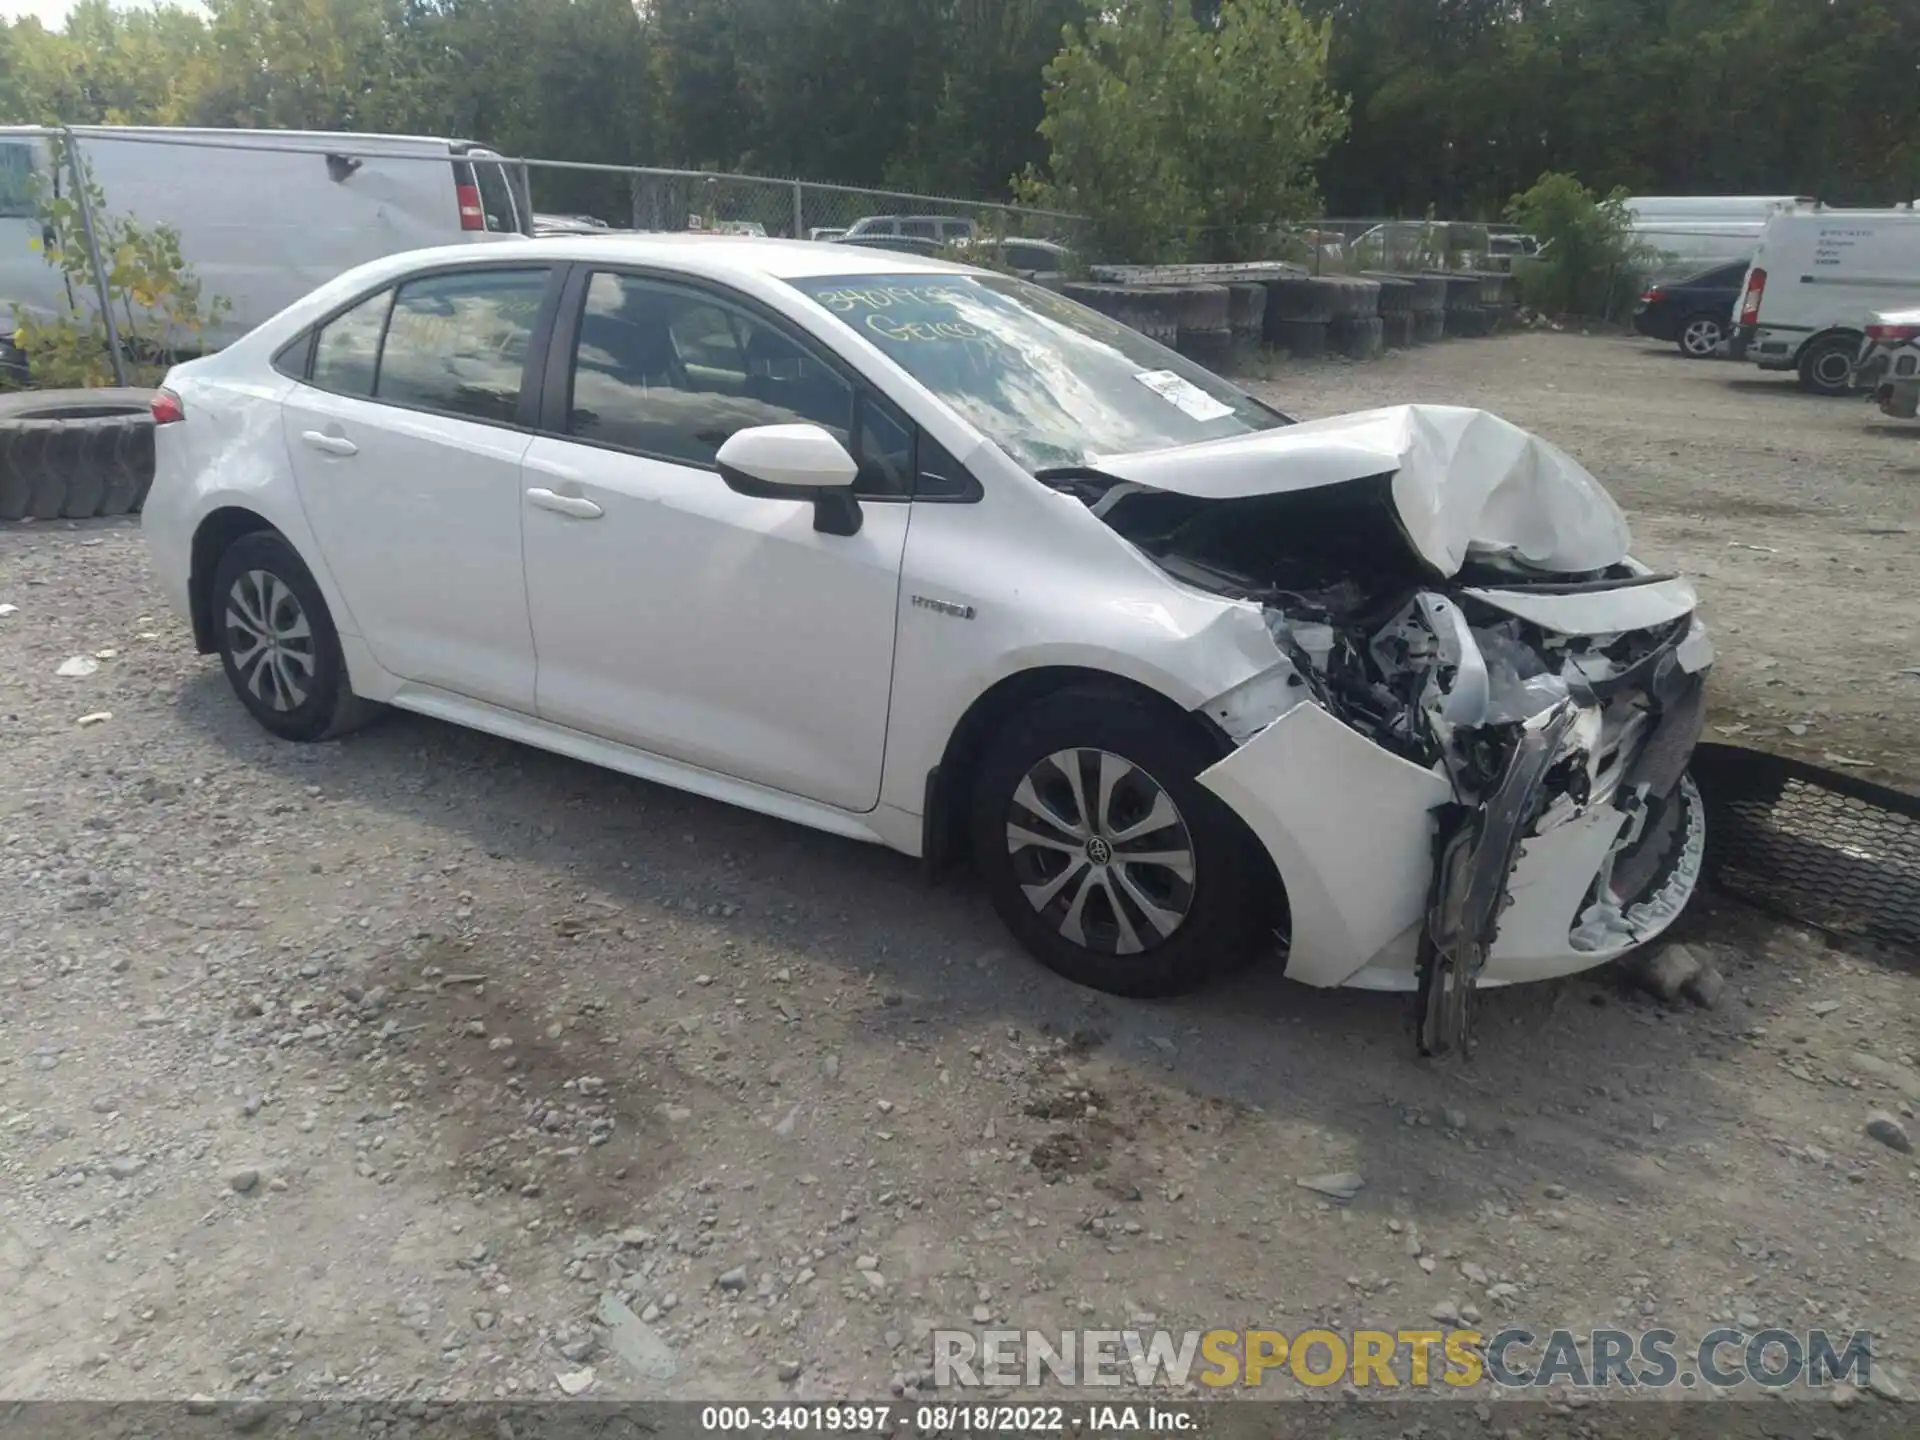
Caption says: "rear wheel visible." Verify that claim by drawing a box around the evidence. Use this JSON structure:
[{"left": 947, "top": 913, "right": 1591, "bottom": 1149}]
[
  {"left": 1677, "top": 313, "right": 1724, "bottom": 359},
  {"left": 1797, "top": 332, "right": 1860, "bottom": 396},
  {"left": 210, "top": 530, "right": 382, "bottom": 742},
  {"left": 970, "top": 686, "right": 1269, "bottom": 998}
]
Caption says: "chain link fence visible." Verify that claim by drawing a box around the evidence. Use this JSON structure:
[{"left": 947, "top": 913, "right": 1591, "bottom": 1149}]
[
  {"left": 6, "top": 124, "right": 1554, "bottom": 395},
  {"left": 514, "top": 157, "right": 1084, "bottom": 247}
]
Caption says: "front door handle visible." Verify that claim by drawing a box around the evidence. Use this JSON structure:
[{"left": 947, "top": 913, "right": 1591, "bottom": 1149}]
[
  {"left": 299, "top": 430, "right": 358, "bottom": 457},
  {"left": 526, "top": 487, "right": 604, "bottom": 520}
]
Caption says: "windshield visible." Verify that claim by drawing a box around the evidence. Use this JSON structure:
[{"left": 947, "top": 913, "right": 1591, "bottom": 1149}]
[{"left": 788, "top": 272, "right": 1286, "bottom": 471}]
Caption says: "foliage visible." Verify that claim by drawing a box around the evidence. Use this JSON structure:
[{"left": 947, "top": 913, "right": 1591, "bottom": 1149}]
[
  {"left": 1304, "top": 0, "right": 1920, "bottom": 216},
  {"left": 1017, "top": 0, "right": 1347, "bottom": 262},
  {"left": 1504, "top": 171, "right": 1642, "bottom": 318},
  {"left": 0, "top": 0, "right": 1914, "bottom": 250},
  {"left": 11, "top": 137, "right": 228, "bottom": 388}
]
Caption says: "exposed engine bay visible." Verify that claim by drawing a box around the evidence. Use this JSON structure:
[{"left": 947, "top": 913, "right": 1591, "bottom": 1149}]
[{"left": 1054, "top": 470, "right": 1710, "bottom": 1057}]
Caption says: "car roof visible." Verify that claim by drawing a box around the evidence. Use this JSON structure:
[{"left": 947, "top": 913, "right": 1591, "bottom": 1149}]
[{"left": 389, "top": 233, "right": 975, "bottom": 281}]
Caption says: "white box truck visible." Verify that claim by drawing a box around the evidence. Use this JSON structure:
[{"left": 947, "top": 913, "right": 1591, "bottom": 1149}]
[
  {"left": 1623, "top": 195, "right": 1810, "bottom": 278},
  {"left": 0, "top": 126, "right": 530, "bottom": 360},
  {"left": 1730, "top": 202, "right": 1920, "bottom": 394}
]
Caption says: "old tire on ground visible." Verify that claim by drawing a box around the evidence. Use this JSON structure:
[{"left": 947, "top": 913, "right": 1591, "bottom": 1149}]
[
  {"left": 1227, "top": 283, "right": 1268, "bottom": 342},
  {"left": 1272, "top": 319, "right": 1329, "bottom": 359},
  {"left": 1262, "top": 276, "right": 1338, "bottom": 329},
  {"left": 1340, "top": 278, "right": 1382, "bottom": 320},
  {"left": 970, "top": 684, "right": 1270, "bottom": 998},
  {"left": 209, "top": 529, "right": 385, "bottom": 744},
  {"left": 0, "top": 388, "right": 157, "bottom": 522},
  {"left": 1171, "top": 284, "right": 1234, "bottom": 366},
  {"left": 1363, "top": 276, "right": 1415, "bottom": 316},
  {"left": 1329, "top": 316, "right": 1385, "bottom": 361},
  {"left": 1446, "top": 305, "right": 1490, "bottom": 338},
  {"left": 1796, "top": 332, "right": 1860, "bottom": 397}
]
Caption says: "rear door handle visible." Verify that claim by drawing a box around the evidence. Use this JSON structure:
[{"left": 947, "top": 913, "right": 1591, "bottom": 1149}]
[
  {"left": 526, "top": 487, "right": 603, "bottom": 520},
  {"left": 299, "top": 430, "right": 358, "bottom": 457}
]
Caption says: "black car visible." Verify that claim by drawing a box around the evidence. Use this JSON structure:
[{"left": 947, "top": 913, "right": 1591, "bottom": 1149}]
[{"left": 1632, "top": 260, "right": 1750, "bottom": 359}]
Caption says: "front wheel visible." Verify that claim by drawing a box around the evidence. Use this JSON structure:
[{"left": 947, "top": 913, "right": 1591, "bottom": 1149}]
[
  {"left": 1677, "top": 313, "right": 1724, "bottom": 359},
  {"left": 970, "top": 686, "right": 1271, "bottom": 998},
  {"left": 1797, "top": 333, "right": 1861, "bottom": 396}
]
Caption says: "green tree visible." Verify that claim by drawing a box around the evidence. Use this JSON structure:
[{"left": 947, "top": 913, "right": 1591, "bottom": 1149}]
[
  {"left": 1505, "top": 170, "right": 1642, "bottom": 316},
  {"left": 1019, "top": 0, "right": 1347, "bottom": 260}
]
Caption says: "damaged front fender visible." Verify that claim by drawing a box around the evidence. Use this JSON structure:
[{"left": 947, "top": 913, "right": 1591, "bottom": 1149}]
[{"left": 1195, "top": 577, "right": 1711, "bottom": 1053}]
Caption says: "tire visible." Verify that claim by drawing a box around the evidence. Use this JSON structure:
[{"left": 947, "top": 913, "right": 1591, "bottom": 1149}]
[
  {"left": 1176, "top": 328, "right": 1235, "bottom": 368},
  {"left": 209, "top": 530, "right": 384, "bottom": 743},
  {"left": 0, "top": 388, "right": 156, "bottom": 521},
  {"left": 1262, "top": 276, "right": 1337, "bottom": 328},
  {"left": 1797, "top": 332, "right": 1860, "bottom": 397},
  {"left": 1329, "top": 316, "right": 1384, "bottom": 361},
  {"left": 1446, "top": 305, "right": 1490, "bottom": 338},
  {"left": 970, "top": 685, "right": 1270, "bottom": 998},
  {"left": 1273, "top": 319, "right": 1328, "bottom": 358},
  {"left": 1677, "top": 313, "right": 1725, "bottom": 360}
]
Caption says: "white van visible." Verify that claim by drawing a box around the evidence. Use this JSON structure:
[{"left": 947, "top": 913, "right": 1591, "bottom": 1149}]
[
  {"left": 0, "top": 126, "right": 529, "bottom": 353},
  {"left": 1623, "top": 196, "right": 1810, "bottom": 278},
  {"left": 1730, "top": 203, "right": 1920, "bottom": 394}
]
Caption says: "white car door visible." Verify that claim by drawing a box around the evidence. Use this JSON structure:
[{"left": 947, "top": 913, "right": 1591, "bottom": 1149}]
[
  {"left": 279, "top": 264, "right": 555, "bottom": 712},
  {"left": 520, "top": 269, "right": 912, "bottom": 812}
]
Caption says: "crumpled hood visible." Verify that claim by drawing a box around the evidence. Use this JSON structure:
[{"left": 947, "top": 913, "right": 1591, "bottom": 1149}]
[{"left": 1088, "top": 404, "right": 1632, "bottom": 577}]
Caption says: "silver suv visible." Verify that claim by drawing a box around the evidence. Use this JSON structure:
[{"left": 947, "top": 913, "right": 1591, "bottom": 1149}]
[{"left": 842, "top": 214, "right": 978, "bottom": 244}]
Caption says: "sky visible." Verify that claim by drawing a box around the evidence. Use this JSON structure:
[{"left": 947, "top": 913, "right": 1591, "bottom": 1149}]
[{"left": 0, "top": 0, "right": 206, "bottom": 28}]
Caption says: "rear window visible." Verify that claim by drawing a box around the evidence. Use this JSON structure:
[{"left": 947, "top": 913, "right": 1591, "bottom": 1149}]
[
  {"left": 0, "top": 141, "right": 38, "bottom": 220},
  {"left": 469, "top": 159, "right": 521, "bottom": 235}
]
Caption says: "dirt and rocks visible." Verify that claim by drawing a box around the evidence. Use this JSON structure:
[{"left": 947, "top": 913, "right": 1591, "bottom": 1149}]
[{"left": 1, "top": 332, "right": 1915, "bottom": 1426}]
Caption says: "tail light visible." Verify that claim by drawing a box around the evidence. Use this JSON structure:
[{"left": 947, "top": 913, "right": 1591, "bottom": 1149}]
[
  {"left": 150, "top": 388, "right": 184, "bottom": 425},
  {"left": 1640, "top": 285, "right": 1665, "bottom": 302},
  {"left": 1866, "top": 322, "right": 1920, "bottom": 343},
  {"left": 456, "top": 182, "right": 485, "bottom": 231},
  {"left": 1738, "top": 268, "right": 1766, "bottom": 325}
]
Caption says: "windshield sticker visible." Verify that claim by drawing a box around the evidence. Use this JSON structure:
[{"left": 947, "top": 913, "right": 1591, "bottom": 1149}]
[{"left": 1134, "top": 370, "right": 1235, "bottom": 422}]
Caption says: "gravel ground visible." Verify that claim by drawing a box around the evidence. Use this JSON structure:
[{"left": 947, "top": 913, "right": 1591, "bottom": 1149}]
[{"left": 2, "top": 332, "right": 1916, "bottom": 1422}]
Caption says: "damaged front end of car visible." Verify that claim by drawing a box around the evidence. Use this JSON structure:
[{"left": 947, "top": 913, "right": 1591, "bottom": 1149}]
[{"left": 1059, "top": 405, "right": 1713, "bottom": 1056}]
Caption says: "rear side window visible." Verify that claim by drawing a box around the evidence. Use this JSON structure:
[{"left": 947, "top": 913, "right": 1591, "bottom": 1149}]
[
  {"left": 378, "top": 269, "right": 548, "bottom": 423},
  {"left": 0, "top": 141, "right": 38, "bottom": 220},
  {"left": 900, "top": 219, "right": 938, "bottom": 240},
  {"left": 309, "top": 288, "right": 392, "bottom": 397}
]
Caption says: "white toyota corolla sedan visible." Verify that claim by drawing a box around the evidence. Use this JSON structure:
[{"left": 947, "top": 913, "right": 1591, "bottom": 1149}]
[{"left": 143, "top": 236, "right": 1712, "bottom": 1053}]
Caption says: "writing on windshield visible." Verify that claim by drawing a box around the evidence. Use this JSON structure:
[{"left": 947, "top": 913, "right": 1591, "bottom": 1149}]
[{"left": 792, "top": 273, "right": 1284, "bottom": 471}]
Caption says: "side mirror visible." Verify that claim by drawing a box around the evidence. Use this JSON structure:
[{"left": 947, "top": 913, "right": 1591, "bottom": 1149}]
[{"left": 716, "top": 424, "right": 864, "bottom": 536}]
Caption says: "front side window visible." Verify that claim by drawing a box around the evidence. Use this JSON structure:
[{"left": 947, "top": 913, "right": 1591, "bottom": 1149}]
[
  {"left": 790, "top": 272, "right": 1285, "bottom": 472},
  {"left": 567, "top": 272, "right": 856, "bottom": 464},
  {"left": 377, "top": 269, "right": 548, "bottom": 423},
  {"left": 308, "top": 288, "right": 392, "bottom": 397}
]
